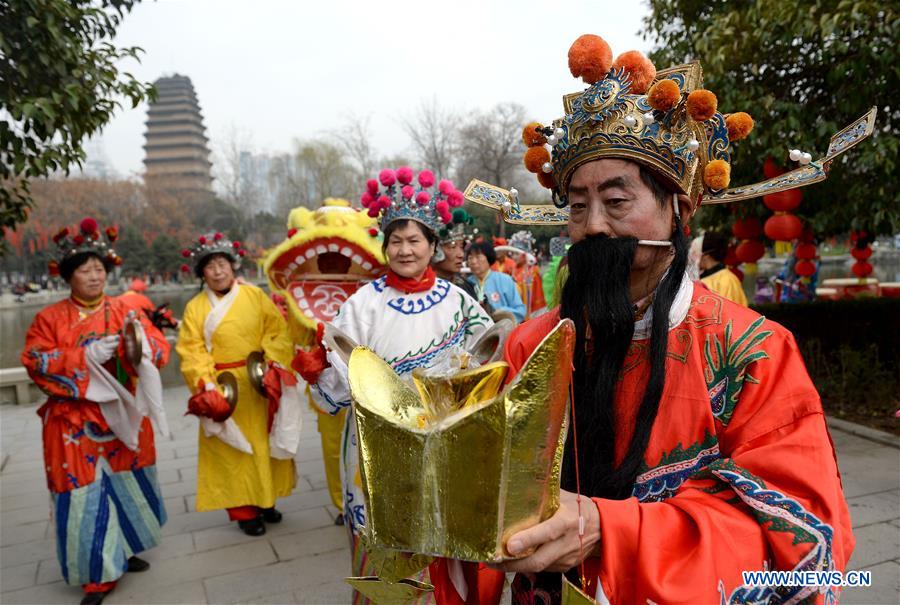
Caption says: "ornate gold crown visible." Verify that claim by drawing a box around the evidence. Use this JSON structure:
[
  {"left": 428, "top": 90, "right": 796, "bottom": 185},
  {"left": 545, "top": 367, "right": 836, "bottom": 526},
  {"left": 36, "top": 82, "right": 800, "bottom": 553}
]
[
  {"left": 347, "top": 318, "right": 575, "bottom": 562},
  {"left": 466, "top": 34, "right": 877, "bottom": 224}
]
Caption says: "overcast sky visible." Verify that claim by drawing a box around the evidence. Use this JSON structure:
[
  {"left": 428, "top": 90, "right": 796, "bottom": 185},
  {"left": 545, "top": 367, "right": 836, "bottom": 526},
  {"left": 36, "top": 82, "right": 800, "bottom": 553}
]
[{"left": 93, "top": 0, "right": 651, "bottom": 180}]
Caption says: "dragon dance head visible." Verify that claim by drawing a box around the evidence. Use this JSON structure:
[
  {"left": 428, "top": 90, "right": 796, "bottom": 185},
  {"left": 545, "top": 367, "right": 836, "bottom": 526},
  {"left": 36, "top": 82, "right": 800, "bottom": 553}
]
[{"left": 264, "top": 198, "right": 386, "bottom": 344}]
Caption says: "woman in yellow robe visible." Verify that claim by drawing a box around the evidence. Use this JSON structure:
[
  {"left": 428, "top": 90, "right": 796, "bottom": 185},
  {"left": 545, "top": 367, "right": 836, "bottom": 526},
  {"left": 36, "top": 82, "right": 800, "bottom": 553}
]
[{"left": 176, "top": 234, "right": 296, "bottom": 536}]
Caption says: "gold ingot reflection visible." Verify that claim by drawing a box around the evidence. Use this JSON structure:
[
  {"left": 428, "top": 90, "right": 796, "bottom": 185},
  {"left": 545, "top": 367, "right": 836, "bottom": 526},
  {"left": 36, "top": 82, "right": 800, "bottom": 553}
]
[
  {"left": 562, "top": 576, "right": 597, "bottom": 605},
  {"left": 348, "top": 318, "right": 575, "bottom": 562},
  {"left": 345, "top": 577, "right": 434, "bottom": 605}
]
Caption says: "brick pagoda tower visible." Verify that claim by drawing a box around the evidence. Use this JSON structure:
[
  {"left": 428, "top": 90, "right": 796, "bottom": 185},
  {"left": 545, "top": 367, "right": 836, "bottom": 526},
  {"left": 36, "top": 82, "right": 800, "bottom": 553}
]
[{"left": 143, "top": 75, "right": 213, "bottom": 194}]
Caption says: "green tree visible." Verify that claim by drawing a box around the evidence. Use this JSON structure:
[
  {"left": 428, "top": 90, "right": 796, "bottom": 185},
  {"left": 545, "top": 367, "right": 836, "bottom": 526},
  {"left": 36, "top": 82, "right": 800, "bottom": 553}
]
[
  {"left": 149, "top": 234, "right": 182, "bottom": 275},
  {"left": 115, "top": 224, "right": 150, "bottom": 275},
  {"left": 1, "top": 0, "right": 154, "bottom": 250},
  {"left": 643, "top": 0, "right": 898, "bottom": 236}
]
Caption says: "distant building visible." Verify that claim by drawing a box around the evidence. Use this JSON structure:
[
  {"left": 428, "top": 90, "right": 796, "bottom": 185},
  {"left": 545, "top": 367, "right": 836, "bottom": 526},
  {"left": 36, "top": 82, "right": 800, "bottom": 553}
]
[
  {"left": 238, "top": 151, "right": 307, "bottom": 215},
  {"left": 79, "top": 139, "right": 117, "bottom": 180},
  {"left": 143, "top": 75, "right": 213, "bottom": 195}
]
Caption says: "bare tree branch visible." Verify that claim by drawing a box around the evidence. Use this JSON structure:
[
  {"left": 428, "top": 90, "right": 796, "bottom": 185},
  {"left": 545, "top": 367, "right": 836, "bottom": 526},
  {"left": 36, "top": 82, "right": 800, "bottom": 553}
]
[
  {"left": 400, "top": 97, "right": 460, "bottom": 179},
  {"left": 333, "top": 114, "right": 377, "bottom": 181}
]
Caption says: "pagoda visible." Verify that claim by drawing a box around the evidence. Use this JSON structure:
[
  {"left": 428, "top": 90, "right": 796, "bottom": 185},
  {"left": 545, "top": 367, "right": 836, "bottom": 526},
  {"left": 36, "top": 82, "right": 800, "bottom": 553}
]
[{"left": 143, "top": 75, "right": 213, "bottom": 194}]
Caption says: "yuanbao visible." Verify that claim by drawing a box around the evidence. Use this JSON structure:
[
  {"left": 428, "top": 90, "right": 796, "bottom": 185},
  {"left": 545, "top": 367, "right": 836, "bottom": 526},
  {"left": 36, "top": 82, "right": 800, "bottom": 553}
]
[{"left": 345, "top": 319, "right": 575, "bottom": 602}]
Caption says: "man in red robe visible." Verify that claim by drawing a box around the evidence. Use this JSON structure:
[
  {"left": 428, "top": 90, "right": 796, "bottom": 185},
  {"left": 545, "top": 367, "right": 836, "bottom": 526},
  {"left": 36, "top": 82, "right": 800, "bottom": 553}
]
[{"left": 481, "top": 32, "right": 866, "bottom": 605}]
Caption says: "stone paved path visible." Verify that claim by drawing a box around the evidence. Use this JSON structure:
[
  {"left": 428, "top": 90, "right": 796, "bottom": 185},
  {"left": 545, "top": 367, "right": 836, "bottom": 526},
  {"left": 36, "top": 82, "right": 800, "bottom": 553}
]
[{"left": 1, "top": 389, "right": 897, "bottom": 604}]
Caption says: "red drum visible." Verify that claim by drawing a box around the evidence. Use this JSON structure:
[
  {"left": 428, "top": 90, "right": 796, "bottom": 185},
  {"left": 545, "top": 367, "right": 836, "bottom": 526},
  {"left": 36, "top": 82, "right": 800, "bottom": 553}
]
[
  {"left": 815, "top": 287, "right": 840, "bottom": 301},
  {"left": 879, "top": 282, "right": 900, "bottom": 298},
  {"left": 821, "top": 278, "right": 881, "bottom": 299}
]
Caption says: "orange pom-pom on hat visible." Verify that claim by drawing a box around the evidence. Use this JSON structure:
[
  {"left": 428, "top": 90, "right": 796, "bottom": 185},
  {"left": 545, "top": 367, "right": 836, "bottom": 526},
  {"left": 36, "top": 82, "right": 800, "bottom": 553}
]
[
  {"left": 568, "top": 34, "right": 613, "bottom": 85},
  {"left": 704, "top": 159, "right": 731, "bottom": 190},
  {"left": 524, "top": 146, "right": 551, "bottom": 174},
  {"left": 686, "top": 89, "right": 718, "bottom": 122},
  {"left": 612, "top": 50, "right": 656, "bottom": 94},
  {"left": 725, "top": 112, "right": 754, "bottom": 141},
  {"left": 537, "top": 171, "right": 556, "bottom": 189},
  {"left": 522, "top": 122, "right": 547, "bottom": 147},
  {"left": 647, "top": 79, "right": 681, "bottom": 111}
]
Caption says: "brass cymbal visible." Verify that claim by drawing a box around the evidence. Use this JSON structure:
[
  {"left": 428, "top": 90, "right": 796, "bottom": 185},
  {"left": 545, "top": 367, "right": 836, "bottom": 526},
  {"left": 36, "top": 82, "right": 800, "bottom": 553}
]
[
  {"left": 123, "top": 319, "right": 143, "bottom": 367},
  {"left": 323, "top": 323, "right": 360, "bottom": 366},
  {"left": 246, "top": 351, "right": 267, "bottom": 396},
  {"left": 469, "top": 317, "right": 515, "bottom": 366},
  {"left": 217, "top": 371, "right": 238, "bottom": 414}
]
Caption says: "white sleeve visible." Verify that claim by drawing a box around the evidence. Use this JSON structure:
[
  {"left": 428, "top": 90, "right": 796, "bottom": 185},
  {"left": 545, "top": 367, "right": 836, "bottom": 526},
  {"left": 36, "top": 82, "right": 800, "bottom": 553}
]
[
  {"left": 455, "top": 286, "right": 494, "bottom": 348},
  {"left": 312, "top": 288, "right": 372, "bottom": 415}
]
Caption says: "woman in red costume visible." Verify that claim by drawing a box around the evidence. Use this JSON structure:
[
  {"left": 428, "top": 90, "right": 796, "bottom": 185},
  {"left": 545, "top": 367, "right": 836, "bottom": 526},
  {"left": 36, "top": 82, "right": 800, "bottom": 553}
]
[{"left": 22, "top": 218, "right": 171, "bottom": 605}]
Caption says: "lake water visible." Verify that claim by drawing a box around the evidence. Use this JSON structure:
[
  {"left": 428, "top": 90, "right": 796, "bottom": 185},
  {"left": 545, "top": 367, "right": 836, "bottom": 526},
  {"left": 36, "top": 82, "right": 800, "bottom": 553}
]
[{"left": 3, "top": 255, "right": 899, "bottom": 375}]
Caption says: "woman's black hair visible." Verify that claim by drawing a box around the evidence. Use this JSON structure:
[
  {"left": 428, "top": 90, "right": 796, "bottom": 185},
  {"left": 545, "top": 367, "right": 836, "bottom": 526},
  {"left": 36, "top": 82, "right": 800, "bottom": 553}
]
[
  {"left": 381, "top": 219, "right": 438, "bottom": 255},
  {"left": 60, "top": 252, "right": 112, "bottom": 282},
  {"left": 465, "top": 240, "right": 497, "bottom": 266},
  {"left": 195, "top": 252, "right": 237, "bottom": 279}
]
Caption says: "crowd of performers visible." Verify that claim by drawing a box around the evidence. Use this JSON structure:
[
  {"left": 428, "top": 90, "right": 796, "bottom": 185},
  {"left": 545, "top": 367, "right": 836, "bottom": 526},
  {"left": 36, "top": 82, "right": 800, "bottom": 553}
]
[{"left": 21, "top": 30, "right": 877, "bottom": 605}]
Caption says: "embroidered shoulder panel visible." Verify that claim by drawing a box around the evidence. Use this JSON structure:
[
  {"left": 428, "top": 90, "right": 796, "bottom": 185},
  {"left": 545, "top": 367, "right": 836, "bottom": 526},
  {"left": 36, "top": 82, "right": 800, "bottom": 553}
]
[
  {"left": 704, "top": 316, "right": 773, "bottom": 426},
  {"left": 705, "top": 459, "right": 836, "bottom": 604},
  {"left": 374, "top": 277, "right": 453, "bottom": 315},
  {"left": 633, "top": 429, "right": 720, "bottom": 502},
  {"left": 388, "top": 295, "right": 491, "bottom": 375}
]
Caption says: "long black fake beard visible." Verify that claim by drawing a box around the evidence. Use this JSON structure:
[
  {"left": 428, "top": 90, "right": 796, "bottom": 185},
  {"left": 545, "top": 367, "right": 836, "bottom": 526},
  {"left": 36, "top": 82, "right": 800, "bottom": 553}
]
[{"left": 559, "top": 221, "right": 688, "bottom": 500}]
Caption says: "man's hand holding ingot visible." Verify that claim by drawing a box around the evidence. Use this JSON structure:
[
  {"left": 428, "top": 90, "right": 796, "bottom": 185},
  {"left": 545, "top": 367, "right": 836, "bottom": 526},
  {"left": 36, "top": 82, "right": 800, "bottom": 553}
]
[{"left": 496, "top": 490, "right": 601, "bottom": 573}]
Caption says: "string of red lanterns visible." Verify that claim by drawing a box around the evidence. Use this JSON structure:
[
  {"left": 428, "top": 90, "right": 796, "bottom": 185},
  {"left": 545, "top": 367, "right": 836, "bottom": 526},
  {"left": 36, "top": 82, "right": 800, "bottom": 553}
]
[{"left": 850, "top": 230, "right": 874, "bottom": 278}]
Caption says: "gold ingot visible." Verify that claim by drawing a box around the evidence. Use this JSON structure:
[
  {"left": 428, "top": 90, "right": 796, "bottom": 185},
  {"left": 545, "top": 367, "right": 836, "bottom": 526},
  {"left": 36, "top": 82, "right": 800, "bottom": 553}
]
[
  {"left": 562, "top": 576, "right": 597, "bottom": 605},
  {"left": 348, "top": 318, "right": 575, "bottom": 562},
  {"left": 345, "top": 577, "right": 433, "bottom": 605}
]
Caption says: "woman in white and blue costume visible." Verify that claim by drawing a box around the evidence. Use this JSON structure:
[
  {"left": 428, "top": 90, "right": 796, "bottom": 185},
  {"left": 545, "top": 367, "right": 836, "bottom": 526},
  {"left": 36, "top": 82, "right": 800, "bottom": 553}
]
[{"left": 293, "top": 166, "right": 492, "bottom": 602}]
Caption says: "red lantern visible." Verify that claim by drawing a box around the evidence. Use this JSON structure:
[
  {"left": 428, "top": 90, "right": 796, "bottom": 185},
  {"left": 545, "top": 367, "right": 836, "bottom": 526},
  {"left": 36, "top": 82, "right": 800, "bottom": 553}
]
[
  {"left": 795, "top": 243, "right": 817, "bottom": 260},
  {"left": 852, "top": 262, "right": 873, "bottom": 278},
  {"left": 735, "top": 240, "right": 765, "bottom": 264},
  {"left": 764, "top": 213, "right": 803, "bottom": 242},
  {"left": 724, "top": 244, "right": 740, "bottom": 267},
  {"left": 763, "top": 157, "right": 785, "bottom": 179},
  {"left": 795, "top": 260, "right": 816, "bottom": 277},
  {"left": 850, "top": 247, "right": 872, "bottom": 261},
  {"left": 762, "top": 189, "right": 802, "bottom": 213},
  {"left": 732, "top": 217, "right": 762, "bottom": 241}
]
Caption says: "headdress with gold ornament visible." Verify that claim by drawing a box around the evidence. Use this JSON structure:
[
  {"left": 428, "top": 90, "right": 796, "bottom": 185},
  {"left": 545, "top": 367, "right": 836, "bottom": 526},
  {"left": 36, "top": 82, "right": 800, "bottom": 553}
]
[
  {"left": 437, "top": 208, "right": 474, "bottom": 244},
  {"left": 49, "top": 217, "right": 121, "bottom": 276},
  {"left": 361, "top": 167, "right": 467, "bottom": 235},
  {"left": 465, "top": 33, "right": 877, "bottom": 225},
  {"left": 496, "top": 230, "right": 538, "bottom": 265},
  {"left": 509, "top": 230, "right": 536, "bottom": 254},
  {"left": 180, "top": 232, "right": 245, "bottom": 275}
]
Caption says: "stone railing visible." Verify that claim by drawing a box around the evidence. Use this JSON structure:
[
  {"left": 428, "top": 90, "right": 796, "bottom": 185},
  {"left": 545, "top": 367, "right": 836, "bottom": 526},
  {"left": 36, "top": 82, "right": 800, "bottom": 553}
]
[{"left": 0, "top": 367, "right": 41, "bottom": 406}]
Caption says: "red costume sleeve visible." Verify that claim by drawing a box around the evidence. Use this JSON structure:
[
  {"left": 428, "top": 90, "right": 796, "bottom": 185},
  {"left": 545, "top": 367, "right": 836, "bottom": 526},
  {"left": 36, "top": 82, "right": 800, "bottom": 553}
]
[
  {"left": 136, "top": 303, "right": 171, "bottom": 368},
  {"left": 503, "top": 313, "right": 854, "bottom": 605},
  {"left": 531, "top": 266, "right": 546, "bottom": 312},
  {"left": 21, "top": 307, "right": 90, "bottom": 401}
]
